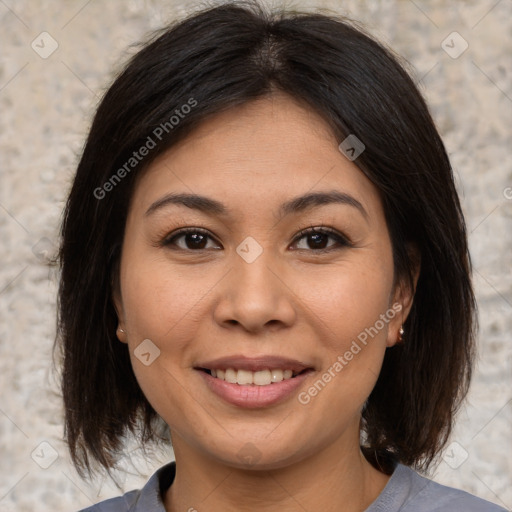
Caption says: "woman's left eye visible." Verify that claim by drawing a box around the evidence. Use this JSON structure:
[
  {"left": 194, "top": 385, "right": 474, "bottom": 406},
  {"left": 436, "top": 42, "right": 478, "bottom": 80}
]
[
  {"left": 161, "top": 226, "right": 351, "bottom": 252},
  {"left": 291, "top": 227, "right": 351, "bottom": 252}
]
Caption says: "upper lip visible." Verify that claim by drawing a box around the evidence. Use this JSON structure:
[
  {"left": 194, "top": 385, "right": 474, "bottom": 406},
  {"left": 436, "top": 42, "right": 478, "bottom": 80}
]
[{"left": 195, "top": 355, "right": 314, "bottom": 373}]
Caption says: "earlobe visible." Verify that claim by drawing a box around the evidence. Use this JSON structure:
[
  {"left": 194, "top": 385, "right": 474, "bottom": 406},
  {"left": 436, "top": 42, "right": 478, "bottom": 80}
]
[
  {"left": 387, "top": 244, "right": 421, "bottom": 348},
  {"left": 116, "top": 325, "right": 128, "bottom": 343},
  {"left": 386, "top": 288, "right": 409, "bottom": 348},
  {"left": 112, "top": 284, "right": 127, "bottom": 343}
]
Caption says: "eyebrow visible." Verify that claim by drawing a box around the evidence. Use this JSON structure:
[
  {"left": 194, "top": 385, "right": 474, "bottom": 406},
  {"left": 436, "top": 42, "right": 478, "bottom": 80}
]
[{"left": 145, "top": 190, "right": 368, "bottom": 221}]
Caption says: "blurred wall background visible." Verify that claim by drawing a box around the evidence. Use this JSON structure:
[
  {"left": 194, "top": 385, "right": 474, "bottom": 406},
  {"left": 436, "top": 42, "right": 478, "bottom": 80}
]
[{"left": 0, "top": 0, "right": 510, "bottom": 510}]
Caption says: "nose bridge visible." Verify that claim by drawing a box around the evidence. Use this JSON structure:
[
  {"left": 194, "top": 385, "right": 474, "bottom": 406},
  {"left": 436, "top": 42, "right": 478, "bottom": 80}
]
[{"left": 213, "top": 236, "right": 296, "bottom": 332}]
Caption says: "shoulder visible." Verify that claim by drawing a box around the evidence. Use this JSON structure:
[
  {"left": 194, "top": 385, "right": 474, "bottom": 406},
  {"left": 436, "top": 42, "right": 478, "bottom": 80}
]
[
  {"left": 76, "top": 461, "right": 176, "bottom": 512},
  {"left": 76, "top": 489, "right": 140, "bottom": 511},
  {"left": 366, "top": 463, "right": 508, "bottom": 512}
]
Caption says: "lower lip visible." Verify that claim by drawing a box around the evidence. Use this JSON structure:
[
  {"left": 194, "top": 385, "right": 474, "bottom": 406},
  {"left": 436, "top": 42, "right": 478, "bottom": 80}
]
[{"left": 197, "top": 370, "right": 313, "bottom": 409}]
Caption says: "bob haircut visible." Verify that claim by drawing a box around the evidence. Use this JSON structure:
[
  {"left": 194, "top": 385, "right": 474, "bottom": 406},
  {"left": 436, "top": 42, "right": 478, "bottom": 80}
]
[{"left": 55, "top": 0, "right": 476, "bottom": 480}]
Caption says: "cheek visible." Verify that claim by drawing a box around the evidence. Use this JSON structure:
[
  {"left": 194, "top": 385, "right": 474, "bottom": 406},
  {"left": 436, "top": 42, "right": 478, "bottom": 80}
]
[
  {"left": 297, "top": 251, "right": 395, "bottom": 404},
  {"left": 303, "top": 258, "right": 393, "bottom": 345},
  {"left": 121, "top": 251, "right": 208, "bottom": 340},
  {"left": 294, "top": 274, "right": 392, "bottom": 420},
  {"left": 118, "top": 255, "right": 205, "bottom": 419}
]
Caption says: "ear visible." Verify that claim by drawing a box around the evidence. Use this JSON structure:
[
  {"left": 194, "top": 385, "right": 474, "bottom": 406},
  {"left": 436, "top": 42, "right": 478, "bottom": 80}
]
[
  {"left": 112, "top": 277, "right": 128, "bottom": 344},
  {"left": 386, "top": 243, "right": 421, "bottom": 348}
]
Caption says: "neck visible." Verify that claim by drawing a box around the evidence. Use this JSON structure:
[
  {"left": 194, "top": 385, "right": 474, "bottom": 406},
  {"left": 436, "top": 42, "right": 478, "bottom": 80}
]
[{"left": 163, "top": 434, "right": 391, "bottom": 512}]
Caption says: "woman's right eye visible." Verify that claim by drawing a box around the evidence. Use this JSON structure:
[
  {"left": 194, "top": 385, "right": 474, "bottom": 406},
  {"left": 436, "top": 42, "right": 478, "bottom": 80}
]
[{"left": 162, "top": 228, "right": 221, "bottom": 251}]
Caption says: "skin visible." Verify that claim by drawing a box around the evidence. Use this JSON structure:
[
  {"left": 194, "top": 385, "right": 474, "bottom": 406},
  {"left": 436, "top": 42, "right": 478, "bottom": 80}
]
[{"left": 114, "top": 91, "right": 419, "bottom": 512}]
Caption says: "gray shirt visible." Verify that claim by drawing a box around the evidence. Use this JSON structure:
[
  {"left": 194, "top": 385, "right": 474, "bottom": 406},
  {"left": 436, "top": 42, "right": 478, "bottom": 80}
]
[{"left": 77, "top": 461, "right": 508, "bottom": 511}]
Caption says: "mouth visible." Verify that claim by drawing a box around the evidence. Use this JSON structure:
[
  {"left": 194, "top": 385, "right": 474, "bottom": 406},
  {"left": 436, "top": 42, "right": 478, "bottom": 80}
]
[
  {"left": 195, "top": 359, "right": 315, "bottom": 408},
  {"left": 194, "top": 354, "right": 315, "bottom": 388},
  {"left": 196, "top": 367, "right": 313, "bottom": 386}
]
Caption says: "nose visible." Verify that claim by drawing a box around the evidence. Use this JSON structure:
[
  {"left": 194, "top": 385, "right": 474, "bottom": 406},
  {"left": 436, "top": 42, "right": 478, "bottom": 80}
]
[{"left": 213, "top": 250, "right": 297, "bottom": 334}]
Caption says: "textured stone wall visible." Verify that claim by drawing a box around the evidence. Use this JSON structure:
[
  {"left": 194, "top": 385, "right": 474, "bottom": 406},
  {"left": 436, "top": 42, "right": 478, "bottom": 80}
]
[{"left": 0, "top": 1, "right": 510, "bottom": 510}]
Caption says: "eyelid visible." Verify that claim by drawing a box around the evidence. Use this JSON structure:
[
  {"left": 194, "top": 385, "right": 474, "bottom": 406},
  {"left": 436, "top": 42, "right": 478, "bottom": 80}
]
[
  {"left": 160, "top": 227, "right": 219, "bottom": 248},
  {"left": 292, "top": 224, "right": 353, "bottom": 246},
  {"left": 159, "top": 224, "right": 353, "bottom": 252}
]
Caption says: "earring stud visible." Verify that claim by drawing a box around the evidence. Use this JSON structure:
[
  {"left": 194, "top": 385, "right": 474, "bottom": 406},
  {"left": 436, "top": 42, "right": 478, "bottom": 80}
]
[{"left": 397, "top": 325, "right": 404, "bottom": 343}]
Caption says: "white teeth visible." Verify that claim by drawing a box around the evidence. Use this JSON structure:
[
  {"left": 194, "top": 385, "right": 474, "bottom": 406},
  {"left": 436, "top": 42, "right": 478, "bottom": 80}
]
[
  {"left": 253, "top": 369, "right": 271, "bottom": 386},
  {"left": 237, "top": 369, "right": 253, "bottom": 385},
  {"left": 270, "top": 369, "right": 283, "bottom": 382},
  {"left": 224, "top": 368, "right": 237, "bottom": 383},
  {"left": 210, "top": 368, "right": 297, "bottom": 385}
]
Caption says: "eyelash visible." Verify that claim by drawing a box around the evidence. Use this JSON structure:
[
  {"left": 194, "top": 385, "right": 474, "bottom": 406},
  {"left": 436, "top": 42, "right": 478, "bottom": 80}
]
[{"left": 160, "top": 225, "right": 352, "bottom": 253}]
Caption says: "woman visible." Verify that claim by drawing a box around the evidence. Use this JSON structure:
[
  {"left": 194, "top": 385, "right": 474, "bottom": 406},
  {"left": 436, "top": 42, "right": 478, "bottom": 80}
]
[{"left": 55, "top": 1, "right": 507, "bottom": 510}]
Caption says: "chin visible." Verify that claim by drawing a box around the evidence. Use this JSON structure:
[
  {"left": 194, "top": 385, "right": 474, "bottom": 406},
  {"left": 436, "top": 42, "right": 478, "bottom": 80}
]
[{"left": 197, "top": 434, "right": 316, "bottom": 472}]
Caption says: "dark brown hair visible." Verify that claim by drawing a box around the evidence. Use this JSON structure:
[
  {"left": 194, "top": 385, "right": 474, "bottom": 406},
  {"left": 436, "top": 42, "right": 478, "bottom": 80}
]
[{"left": 54, "top": 0, "right": 476, "bottom": 481}]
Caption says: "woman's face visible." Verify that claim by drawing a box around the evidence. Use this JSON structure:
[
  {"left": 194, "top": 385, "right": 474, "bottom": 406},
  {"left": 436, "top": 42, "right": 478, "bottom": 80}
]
[{"left": 114, "top": 92, "right": 413, "bottom": 469}]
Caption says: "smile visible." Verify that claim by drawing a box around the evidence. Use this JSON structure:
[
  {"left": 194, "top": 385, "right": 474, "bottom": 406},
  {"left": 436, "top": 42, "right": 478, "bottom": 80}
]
[{"left": 200, "top": 368, "right": 307, "bottom": 386}]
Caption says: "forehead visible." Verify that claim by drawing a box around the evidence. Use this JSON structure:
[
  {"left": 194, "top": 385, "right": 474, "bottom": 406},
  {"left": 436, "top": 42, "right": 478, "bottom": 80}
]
[{"left": 129, "top": 93, "right": 383, "bottom": 223}]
